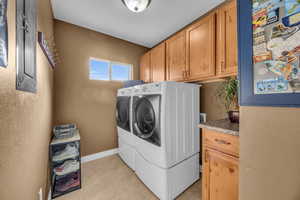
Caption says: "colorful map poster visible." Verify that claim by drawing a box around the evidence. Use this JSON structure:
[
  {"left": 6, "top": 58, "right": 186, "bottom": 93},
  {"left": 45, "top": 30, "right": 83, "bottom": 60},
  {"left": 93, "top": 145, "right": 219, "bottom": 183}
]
[{"left": 252, "top": 0, "right": 300, "bottom": 94}]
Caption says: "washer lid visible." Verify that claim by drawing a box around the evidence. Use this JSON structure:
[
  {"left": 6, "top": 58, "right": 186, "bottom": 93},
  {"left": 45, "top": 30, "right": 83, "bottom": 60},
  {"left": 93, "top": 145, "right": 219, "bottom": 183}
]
[{"left": 134, "top": 97, "right": 156, "bottom": 139}]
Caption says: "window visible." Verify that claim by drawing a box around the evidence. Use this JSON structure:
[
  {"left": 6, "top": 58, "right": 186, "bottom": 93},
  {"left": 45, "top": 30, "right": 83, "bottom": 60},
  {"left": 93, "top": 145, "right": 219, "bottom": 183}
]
[{"left": 89, "top": 58, "right": 132, "bottom": 81}]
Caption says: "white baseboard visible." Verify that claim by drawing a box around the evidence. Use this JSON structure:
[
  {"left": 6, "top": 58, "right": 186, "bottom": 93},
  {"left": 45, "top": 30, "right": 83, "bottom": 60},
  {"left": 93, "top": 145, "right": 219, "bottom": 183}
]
[
  {"left": 81, "top": 148, "right": 119, "bottom": 163},
  {"left": 47, "top": 189, "right": 51, "bottom": 200}
]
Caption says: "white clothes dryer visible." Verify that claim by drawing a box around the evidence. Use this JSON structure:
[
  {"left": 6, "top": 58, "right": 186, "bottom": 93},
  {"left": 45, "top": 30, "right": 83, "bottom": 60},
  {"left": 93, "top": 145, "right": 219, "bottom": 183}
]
[{"left": 131, "top": 82, "right": 201, "bottom": 200}]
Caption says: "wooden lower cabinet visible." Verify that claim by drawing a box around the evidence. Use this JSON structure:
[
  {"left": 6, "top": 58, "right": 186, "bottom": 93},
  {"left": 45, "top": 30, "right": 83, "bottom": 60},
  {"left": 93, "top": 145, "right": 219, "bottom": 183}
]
[
  {"left": 203, "top": 149, "right": 239, "bottom": 200},
  {"left": 202, "top": 129, "right": 239, "bottom": 200}
]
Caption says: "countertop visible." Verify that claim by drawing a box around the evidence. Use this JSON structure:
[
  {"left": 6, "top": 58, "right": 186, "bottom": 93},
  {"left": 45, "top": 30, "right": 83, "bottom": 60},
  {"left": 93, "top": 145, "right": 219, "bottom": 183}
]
[{"left": 198, "top": 119, "right": 239, "bottom": 136}]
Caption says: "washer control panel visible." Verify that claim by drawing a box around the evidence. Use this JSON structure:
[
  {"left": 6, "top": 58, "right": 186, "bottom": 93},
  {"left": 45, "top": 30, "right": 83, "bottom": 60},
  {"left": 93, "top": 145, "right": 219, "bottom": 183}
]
[
  {"left": 117, "top": 88, "right": 132, "bottom": 96},
  {"left": 133, "top": 83, "right": 162, "bottom": 93}
]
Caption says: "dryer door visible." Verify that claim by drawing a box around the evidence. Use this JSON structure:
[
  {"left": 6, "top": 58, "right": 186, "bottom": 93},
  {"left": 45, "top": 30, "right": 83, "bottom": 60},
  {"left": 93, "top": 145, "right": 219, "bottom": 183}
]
[
  {"left": 133, "top": 95, "right": 161, "bottom": 146},
  {"left": 135, "top": 97, "right": 156, "bottom": 138},
  {"left": 116, "top": 96, "right": 131, "bottom": 132}
]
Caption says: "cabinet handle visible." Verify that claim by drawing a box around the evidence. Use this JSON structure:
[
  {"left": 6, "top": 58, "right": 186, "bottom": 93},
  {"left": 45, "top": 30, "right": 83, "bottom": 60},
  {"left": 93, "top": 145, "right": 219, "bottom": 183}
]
[
  {"left": 205, "top": 150, "right": 209, "bottom": 163},
  {"left": 18, "top": 14, "right": 30, "bottom": 33},
  {"left": 182, "top": 71, "right": 185, "bottom": 79},
  {"left": 214, "top": 138, "right": 231, "bottom": 145},
  {"left": 220, "top": 61, "right": 226, "bottom": 73}
]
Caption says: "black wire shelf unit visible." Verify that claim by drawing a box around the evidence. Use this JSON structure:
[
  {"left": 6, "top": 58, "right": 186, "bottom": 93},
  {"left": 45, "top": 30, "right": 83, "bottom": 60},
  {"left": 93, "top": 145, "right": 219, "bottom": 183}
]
[{"left": 49, "top": 130, "right": 81, "bottom": 199}]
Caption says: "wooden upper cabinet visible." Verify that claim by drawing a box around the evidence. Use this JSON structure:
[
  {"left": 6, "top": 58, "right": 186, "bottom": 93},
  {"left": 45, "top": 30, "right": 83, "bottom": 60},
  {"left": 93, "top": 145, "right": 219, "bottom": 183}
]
[
  {"left": 140, "top": 52, "right": 151, "bottom": 83},
  {"left": 166, "top": 31, "right": 187, "bottom": 81},
  {"left": 150, "top": 42, "right": 166, "bottom": 82},
  {"left": 216, "top": 0, "right": 238, "bottom": 76},
  {"left": 139, "top": 0, "right": 238, "bottom": 83},
  {"left": 203, "top": 149, "right": 239, "bottom": 200},
  {"left": 186, "top": 13, "right": 216, "bottom": 81}
]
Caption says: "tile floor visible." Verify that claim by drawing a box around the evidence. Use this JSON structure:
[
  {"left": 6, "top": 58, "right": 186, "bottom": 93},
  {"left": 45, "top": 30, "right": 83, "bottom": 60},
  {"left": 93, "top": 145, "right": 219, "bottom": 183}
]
[{"left": 56, "top": 155, "right": 201, "bottom": 200}]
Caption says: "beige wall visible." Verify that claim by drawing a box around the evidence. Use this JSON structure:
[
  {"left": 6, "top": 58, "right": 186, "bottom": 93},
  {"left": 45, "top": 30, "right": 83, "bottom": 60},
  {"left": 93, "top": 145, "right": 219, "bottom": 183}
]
[
  {"left": 0, "top": 0, "right": 54, "bottom": 200},
  {"left": 200, "top": 82, "right": 227, "bottom": 121},
  {"left": 240, "top": 106, "right": 300, "bottom": 200},
  {"left": 53, "top": 20, "right": 148, "bottom": 156}
]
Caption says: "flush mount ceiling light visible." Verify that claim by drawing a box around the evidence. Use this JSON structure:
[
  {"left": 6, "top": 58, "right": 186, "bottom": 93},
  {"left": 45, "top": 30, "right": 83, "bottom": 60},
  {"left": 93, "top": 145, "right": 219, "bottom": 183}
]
[{"left": 121, "top": 0, "right": 152, "bottom": 13}]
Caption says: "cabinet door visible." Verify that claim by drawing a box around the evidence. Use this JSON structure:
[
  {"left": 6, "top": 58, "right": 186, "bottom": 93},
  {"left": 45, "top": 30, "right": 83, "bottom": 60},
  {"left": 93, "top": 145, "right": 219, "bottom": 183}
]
[
  {"left": 140, "top": 52, "right": 151, "bottom": 83},
  {"left": 186, "top": 13, "right": 216, "bottom": 80},
  {"left": 150, "top": 42, "right": 166, "bottom": 82},
  {"left": 166, "top": 31, "right": 186, "bottom": 81},
  {"left": 16, "top": 0, "right": 37, "bottom": 93},
  {"left": 216, "top": 0, "right": 238, "bottom": 76},
  {"left": 203, "top": 148, "right": 239, "bottom": 200}
]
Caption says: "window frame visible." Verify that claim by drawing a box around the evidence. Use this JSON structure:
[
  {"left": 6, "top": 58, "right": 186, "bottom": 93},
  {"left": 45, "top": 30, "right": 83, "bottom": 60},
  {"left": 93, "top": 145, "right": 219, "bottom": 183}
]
[{"left": 89, "top": 57, "right": 133, "bottom": 82}]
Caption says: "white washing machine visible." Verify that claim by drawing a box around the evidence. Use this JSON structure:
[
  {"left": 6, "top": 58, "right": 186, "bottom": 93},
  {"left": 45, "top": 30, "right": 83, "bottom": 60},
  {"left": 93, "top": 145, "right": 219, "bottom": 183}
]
[
  {"left": 131, "top": 82, "right": 200, "bottom": 200},
  {"left": 116, "top": 87, "right": 136, "bottom": 170}
]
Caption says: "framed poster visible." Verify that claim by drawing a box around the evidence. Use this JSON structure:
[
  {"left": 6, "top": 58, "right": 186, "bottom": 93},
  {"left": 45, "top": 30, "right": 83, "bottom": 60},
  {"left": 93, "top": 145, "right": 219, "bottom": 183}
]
[
  {"left": 0, "top": 0, "right": 8, "bottom": 67},
  {"left": 238, "top": 0, "right": 300, "bottom": 107}
]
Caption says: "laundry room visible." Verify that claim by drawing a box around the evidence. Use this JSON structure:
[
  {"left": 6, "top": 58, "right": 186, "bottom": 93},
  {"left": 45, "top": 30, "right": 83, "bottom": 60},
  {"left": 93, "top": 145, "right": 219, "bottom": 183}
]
[{"left": 1, "top": 0, "right": 300, "bottom": 200}]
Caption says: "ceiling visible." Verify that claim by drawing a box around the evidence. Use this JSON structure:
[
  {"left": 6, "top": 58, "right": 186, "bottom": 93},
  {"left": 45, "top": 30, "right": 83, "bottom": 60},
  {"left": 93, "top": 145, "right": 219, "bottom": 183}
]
[{"left": 51, "top": 0, "right": 225, "bottom": 48}]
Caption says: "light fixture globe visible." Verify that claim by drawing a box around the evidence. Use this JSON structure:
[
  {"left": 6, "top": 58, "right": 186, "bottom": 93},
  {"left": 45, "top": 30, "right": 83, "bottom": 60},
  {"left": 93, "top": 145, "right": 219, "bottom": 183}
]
[{"left": 121, "top": 0, "right": 152, "bottom": 13}]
